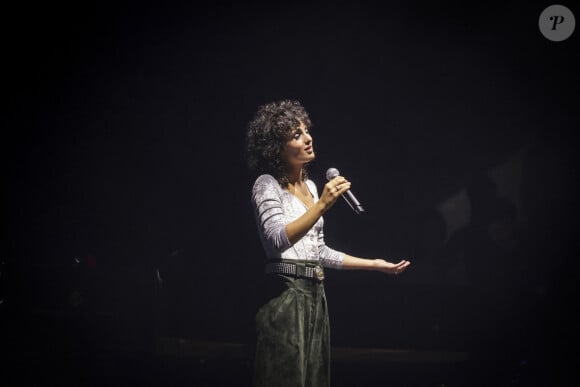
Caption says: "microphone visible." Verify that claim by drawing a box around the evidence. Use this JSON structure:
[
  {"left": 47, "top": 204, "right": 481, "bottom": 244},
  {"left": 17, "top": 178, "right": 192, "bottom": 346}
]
[{"left": 326, "top": 167, "right": 365, "bottom": 215}]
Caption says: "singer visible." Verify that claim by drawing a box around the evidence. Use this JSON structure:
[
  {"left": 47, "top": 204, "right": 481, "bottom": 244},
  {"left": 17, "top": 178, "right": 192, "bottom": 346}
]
[{"left": 246, "top": 99, "right": 411, "bottom": 387}]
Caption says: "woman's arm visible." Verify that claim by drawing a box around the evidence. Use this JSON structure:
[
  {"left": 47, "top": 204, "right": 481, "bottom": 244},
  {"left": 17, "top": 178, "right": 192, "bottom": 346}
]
[
  {"left": 342, "top": 254, "right": 411, "bottom": 275},
  {"left": 285, "top": 176, "right": 351, "bottom": 244},
  {"left": 285, "top": 201, "right": 325, "bottom": 244}
]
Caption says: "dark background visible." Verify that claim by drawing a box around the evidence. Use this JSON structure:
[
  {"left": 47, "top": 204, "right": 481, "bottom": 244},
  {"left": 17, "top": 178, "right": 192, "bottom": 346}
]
[{"left": 3, "top": 0, "right": 579, "bottom": 386}]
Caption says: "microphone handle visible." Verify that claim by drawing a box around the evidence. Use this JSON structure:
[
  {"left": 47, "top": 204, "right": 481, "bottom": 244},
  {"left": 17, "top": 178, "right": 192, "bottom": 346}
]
[{"left": 342, "top": 190, "right": 365, "bottom": 215}]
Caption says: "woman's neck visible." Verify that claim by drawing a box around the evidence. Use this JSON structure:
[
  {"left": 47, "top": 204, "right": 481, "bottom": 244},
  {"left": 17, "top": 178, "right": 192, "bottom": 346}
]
[{"left": 286, "top": 166, "right": 303, "bottom": 185}]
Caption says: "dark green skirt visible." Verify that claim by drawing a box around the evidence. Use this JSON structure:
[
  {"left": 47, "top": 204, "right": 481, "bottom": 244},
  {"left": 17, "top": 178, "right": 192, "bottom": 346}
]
[{"left": 253, "top": 271, "right": 331, "bottom": 387}]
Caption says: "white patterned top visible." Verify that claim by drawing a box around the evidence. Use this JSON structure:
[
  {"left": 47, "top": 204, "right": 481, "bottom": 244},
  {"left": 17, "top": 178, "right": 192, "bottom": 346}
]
[{"left": 251, "top": 174, "right": 344, "bottom": 269}]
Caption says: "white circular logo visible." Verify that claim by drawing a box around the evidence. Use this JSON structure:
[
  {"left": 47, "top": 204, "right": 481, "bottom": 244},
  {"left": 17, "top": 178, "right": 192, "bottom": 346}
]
[{"left": 539, "top": 4, "right": 576, "bottom": 42}]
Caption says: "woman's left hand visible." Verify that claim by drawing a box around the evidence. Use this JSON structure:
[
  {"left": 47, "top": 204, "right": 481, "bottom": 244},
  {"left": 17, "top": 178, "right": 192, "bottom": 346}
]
[{"left": 374, "top": 259, "right": 411, "bottom": 275}]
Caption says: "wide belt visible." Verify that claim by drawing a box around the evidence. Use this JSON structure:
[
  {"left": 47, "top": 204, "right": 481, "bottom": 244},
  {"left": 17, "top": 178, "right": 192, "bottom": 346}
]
[{"left": 265, "top": 261, "right": 325, "bottom": 282}]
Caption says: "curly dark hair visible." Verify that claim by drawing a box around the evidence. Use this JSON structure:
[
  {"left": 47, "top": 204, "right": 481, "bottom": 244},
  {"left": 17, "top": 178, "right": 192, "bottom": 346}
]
[{"left": 245, "top": 99, "right": 312, "bottom": 187}]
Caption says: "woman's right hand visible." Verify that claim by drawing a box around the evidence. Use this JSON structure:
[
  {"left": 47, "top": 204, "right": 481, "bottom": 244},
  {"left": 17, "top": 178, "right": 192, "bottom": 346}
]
[{"left": 318, "top": 176, "right": 351, "bottom": 212}]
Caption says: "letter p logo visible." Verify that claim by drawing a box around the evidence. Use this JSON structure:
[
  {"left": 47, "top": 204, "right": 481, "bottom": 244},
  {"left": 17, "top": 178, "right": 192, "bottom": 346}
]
[
  {"left": 539, "top": 5, "right": 576, "bottom": 41},
  {"left": 550, "top": 15, "right": 566, "bottom": 30}
]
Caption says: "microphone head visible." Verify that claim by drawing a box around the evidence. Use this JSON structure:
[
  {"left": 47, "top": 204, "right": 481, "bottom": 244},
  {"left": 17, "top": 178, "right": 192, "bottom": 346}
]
[{"left": 326, "top": 167, "right": 339, "bottom": 181}]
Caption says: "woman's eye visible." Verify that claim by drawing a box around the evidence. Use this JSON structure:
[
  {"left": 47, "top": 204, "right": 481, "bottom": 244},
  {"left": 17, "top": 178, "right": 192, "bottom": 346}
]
[{"left": 294, "top": 133, "right": 301, "bottom": 139}]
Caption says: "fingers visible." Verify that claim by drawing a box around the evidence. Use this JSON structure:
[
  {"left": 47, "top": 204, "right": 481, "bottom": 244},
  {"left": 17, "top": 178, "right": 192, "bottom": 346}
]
[
  {"left": 374, "top": 259, "right": 411, "bottom": 276},
  {"left": 321, "top": 176, "right": 352, "bottom": 210},
  {"left": 392, "top": 260, "right": 411, "bottom": 275},
  {"left": 326, "top": 176, "right": 350, "bottom": 196},
  {"left": 337, "top": 181, "right": 351, "bottom": 194},
  {"left": 330, "top": 175, "right": 348, "bottom": 187}
]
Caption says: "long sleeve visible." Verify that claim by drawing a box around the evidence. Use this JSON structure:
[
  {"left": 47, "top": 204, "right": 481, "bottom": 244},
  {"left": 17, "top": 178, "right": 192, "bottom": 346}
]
[
  {"left": 317, "top": 226, "right": 344, "bottom": 269},
  {"left": 252, "top": 175, "right": 291, "bottom": 253}
]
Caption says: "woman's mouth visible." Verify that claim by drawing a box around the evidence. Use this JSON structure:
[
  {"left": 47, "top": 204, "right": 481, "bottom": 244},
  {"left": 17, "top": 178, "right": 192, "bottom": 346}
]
[{"left": 305, "top": 146, "right": 313, "bottom": 153}]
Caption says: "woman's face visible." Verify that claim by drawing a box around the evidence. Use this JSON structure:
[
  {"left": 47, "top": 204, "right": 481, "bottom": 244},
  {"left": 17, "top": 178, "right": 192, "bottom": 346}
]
[{"left": 281, "top": 120, "right": 315, "bottom": 168}]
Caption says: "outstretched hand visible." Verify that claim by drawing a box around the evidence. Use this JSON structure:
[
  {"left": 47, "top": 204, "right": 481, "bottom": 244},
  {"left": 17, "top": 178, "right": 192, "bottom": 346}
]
[{"left": 374, "top": 259, "right": 411, "bottom": 275}]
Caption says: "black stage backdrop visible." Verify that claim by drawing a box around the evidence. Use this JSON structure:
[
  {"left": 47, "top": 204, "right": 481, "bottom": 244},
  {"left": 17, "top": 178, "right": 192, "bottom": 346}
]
[{"left": 4, "top": 1, "right": 579, "bottom": 386}]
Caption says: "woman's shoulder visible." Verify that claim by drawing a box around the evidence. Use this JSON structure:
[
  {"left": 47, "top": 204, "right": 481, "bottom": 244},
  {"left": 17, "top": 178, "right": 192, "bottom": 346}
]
[
  {"left": 253, "top": 174, "right": 278, "bottom": 186},
  {"left": 252, "top": 174, "right": 282, "bottom": 193},
  {"left": 252, "top": 174, "right": 284, "bottom": 201},
  {"left": 252, "top": 174, "right": 317, "bottom": 194}
]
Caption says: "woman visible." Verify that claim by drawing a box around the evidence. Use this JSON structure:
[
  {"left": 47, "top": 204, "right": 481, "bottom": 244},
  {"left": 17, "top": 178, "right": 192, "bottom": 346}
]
[{"left": 246, "top": 100, "right": 410, "bottom": 387}]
